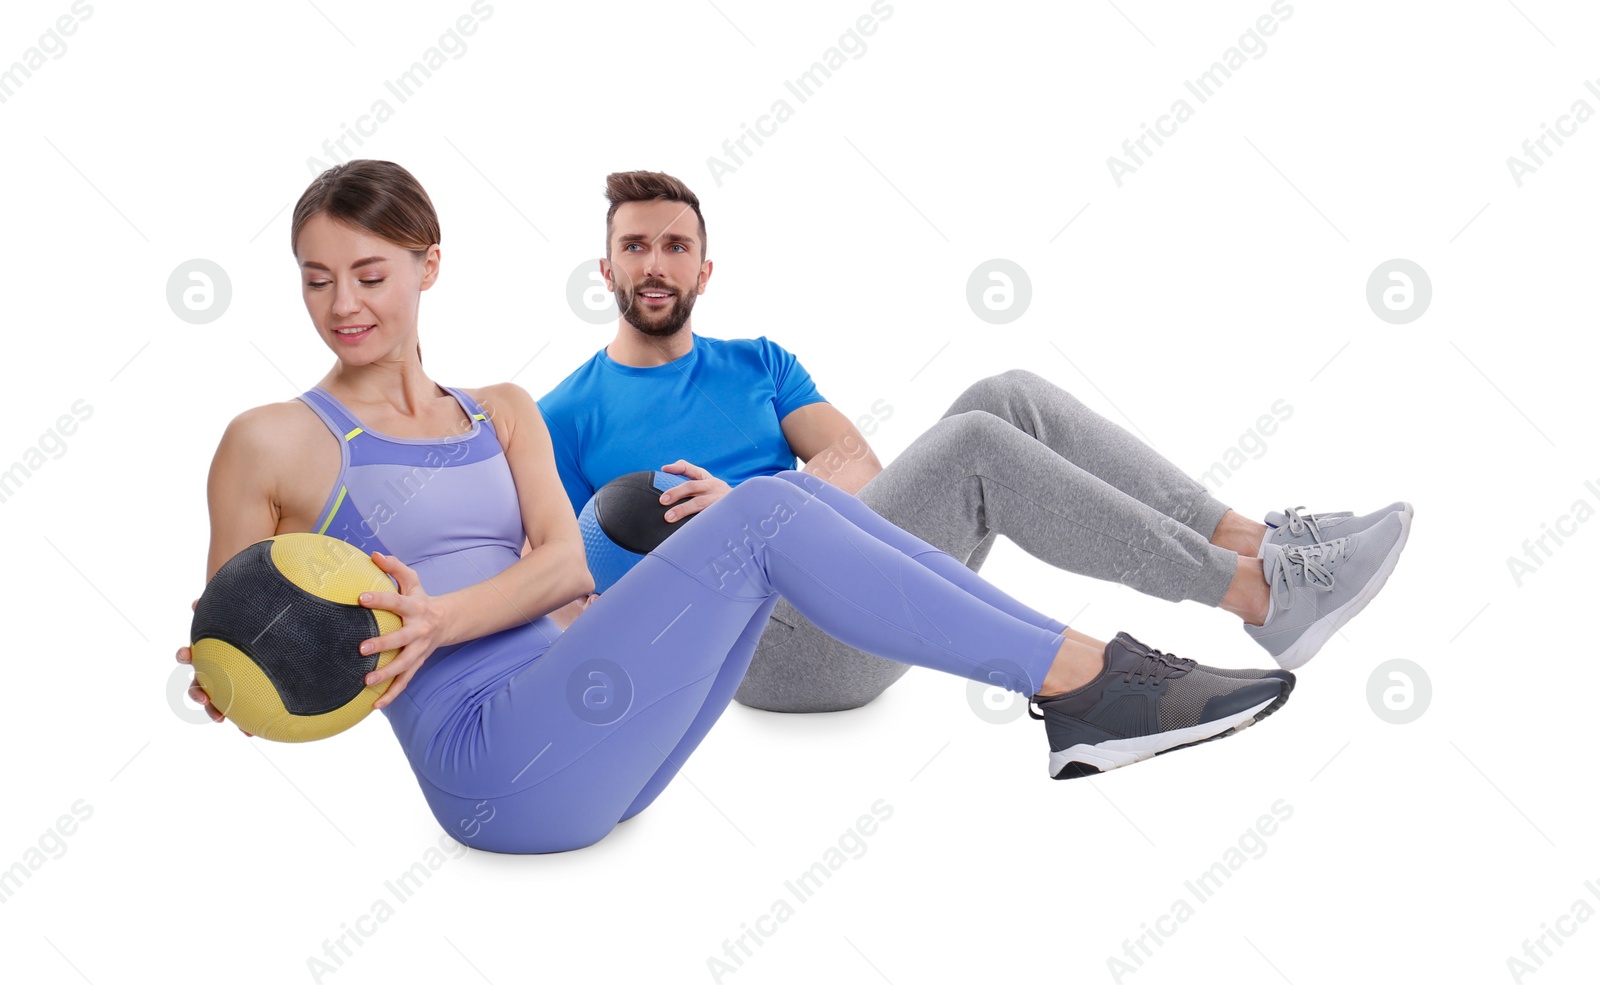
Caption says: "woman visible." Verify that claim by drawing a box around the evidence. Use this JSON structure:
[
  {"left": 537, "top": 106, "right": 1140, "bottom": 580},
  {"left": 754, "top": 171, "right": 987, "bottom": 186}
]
[{"left": 174, "top": 160, "right": 1292, "bottom": 854}]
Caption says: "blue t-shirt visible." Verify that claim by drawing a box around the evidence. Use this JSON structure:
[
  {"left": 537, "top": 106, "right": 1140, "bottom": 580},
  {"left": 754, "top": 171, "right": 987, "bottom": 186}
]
[{"left": 537, "top": 333, "right": 828, "bottom": 516}]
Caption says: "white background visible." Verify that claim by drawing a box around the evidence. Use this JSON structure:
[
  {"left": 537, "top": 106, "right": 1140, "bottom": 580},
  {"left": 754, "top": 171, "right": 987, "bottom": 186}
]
[{"left": 0, "top": 1, "right": 1594, "bottom": 982}]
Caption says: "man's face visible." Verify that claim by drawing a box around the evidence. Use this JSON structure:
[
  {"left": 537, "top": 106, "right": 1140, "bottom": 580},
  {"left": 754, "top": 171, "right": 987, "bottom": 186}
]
[{"left": 601, "top": 199, "right": 710, "bottom": 338}]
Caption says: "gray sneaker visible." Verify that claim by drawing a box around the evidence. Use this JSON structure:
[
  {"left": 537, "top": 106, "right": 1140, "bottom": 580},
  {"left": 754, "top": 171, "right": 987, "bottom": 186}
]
[
  {"left": 1262, "top": 502, "right": 1413, "bottom": 551},
  {"left": 1245, "top": 511, "right": 1411, "bottom": 669}
]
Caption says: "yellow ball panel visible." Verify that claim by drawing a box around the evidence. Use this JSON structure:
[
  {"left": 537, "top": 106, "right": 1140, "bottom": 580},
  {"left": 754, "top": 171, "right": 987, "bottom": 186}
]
[
  {"left": 267, "top": 532, "right": 397, "bottom": 605},
  {"left": 192, "top": 638, "right": 399, "bottom": 743}
]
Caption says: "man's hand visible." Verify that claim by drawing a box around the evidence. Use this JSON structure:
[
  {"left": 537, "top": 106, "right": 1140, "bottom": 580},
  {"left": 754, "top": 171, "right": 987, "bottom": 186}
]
[
  {"left": 659, "top": 460, "right": 731, "bottom": 522},
  {"left": 548, "top": 593, "right": 599, "bottom": 631}
]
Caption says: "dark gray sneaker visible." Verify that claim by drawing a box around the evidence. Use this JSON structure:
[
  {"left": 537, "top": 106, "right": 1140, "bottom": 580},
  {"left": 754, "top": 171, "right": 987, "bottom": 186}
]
[
  {"left": 1027, "top": 633, "right": 1291, "bottom": 780},
  {"left": 1109, "top": 631, "right": 1295, "bottom": 688}
]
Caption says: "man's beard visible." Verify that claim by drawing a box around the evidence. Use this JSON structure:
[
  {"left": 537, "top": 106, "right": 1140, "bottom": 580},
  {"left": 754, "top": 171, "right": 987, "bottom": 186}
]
[{"left": 620, "top": 281, "right": 696, "bottom": 338}]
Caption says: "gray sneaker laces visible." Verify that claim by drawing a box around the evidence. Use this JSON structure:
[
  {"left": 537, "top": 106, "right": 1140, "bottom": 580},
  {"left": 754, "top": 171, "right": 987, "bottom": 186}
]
[
  {"left": 1280, "top": 505, "right": 1354, "bottom": 542},
  {"left": 1269, "top": 537, "right": 1349, "bottom": 602}
]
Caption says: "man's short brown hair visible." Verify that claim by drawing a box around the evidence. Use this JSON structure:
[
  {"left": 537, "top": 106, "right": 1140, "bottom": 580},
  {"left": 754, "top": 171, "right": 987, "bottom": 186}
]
[{"left": 604, "top": 171, "right": 707, "bottom": 260}]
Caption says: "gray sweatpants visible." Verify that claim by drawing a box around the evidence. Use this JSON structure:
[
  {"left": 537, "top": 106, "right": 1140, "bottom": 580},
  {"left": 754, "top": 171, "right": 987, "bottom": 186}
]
[{"left": 732, "top": 369, "right": 1241, "bottom": 713}]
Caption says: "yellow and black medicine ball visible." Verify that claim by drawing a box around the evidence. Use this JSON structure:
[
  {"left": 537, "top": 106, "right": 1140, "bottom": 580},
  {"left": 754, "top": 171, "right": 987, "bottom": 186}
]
[{"left": 189, "top": 533, "right": 402, "bottom": 743}]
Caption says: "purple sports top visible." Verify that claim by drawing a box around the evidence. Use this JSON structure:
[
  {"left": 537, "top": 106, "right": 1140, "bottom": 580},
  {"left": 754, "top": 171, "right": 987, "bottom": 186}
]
[{"left": 296, "top": 386, "right": 526, "bottom": 597}]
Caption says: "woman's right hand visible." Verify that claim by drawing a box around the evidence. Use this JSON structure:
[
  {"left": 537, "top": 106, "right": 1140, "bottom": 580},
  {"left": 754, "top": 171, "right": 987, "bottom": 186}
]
[{"left": 175, "top": 598, "right": 253, "bottom": 737}]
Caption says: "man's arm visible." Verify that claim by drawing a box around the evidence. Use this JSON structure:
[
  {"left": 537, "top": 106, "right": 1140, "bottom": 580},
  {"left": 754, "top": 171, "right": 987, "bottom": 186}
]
[{"left": 780, "top": 402, "right": 883, "bottom": 495}]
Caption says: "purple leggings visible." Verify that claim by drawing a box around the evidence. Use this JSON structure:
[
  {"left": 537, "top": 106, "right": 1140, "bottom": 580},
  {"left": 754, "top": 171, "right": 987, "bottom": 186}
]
[{"left": 381, "top": 470, "right": 1066, "bottom": 854}]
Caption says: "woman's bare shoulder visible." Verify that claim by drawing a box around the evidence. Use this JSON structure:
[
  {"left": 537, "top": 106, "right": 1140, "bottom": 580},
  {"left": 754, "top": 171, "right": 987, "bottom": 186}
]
[
  {"left": 462, "top": 383, "right": 542, "bottom": 441},
  {"left": 210, "top": 399, "right": 335, "bottom": 474},
  {"left": 463, "top": 381, "right": 533, "bottom": 406},
  {"left": 208, "top": 398, "right": 339, "bottom": 530}
]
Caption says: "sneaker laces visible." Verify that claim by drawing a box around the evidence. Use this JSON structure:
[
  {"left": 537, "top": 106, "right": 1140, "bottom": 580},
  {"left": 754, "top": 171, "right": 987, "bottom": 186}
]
[
  {"left": 1268, "top": 538, "right": 1349, "bottom": 605},
  {"left": 1279, "top": 505, "right": 1354, "bottom": 543},
  {"left": 1124, "top": 647, "right": 1190, "bottom": 685},
  {"left": 1151, "top": 642, "right": 1196, "bottom": 670}
]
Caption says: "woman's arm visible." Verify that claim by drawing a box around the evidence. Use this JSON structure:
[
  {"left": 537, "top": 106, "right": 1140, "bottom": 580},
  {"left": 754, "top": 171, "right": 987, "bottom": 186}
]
[
  {"left": 204, "top": 406, "right": 291, "bottom": 578},
  {"left": 180, "top": 404, "right": 303, "bottom": 732}
]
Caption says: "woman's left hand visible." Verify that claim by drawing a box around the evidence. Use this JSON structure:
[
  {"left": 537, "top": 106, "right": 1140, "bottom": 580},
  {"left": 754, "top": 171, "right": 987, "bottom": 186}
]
[{"left": 358, "top": 552, "right": 452, "bottom": 710}]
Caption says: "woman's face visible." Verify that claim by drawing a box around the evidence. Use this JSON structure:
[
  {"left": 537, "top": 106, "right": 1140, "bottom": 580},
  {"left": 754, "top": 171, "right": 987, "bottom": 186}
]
[{"left": 296, "top": 212, "right": 439, "bottom": 363}]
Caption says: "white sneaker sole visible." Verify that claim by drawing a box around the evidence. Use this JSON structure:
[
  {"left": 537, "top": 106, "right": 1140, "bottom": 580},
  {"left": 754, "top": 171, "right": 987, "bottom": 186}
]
[
  {"left": 1047, "top": 694, "right": 1277, "bottom": 778},
  {"left": 1272, "top": 509, "right": 1412, "bottom": 670}
]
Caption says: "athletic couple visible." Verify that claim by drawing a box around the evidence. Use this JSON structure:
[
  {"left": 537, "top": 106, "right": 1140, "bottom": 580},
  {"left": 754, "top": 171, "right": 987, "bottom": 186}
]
[{"left": 175, "top": 161, "right": 1410, "bottom": 853}]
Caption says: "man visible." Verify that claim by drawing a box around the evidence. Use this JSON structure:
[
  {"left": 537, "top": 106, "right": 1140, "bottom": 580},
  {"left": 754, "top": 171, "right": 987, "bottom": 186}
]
[{"left": 538, "top": 171, "right": 1410, "bottom": 715}]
